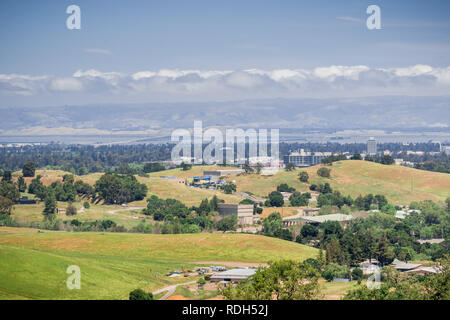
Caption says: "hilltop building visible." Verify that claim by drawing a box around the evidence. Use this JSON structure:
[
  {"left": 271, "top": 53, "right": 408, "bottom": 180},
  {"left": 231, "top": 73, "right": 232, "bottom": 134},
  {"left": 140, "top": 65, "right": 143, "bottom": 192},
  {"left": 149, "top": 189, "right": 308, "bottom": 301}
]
[
  {"left": 367, "top": 137, "right": 377, "bottom": 155},
  {"left": 283, "top": 149, "right": 332, "bottom": 167}
]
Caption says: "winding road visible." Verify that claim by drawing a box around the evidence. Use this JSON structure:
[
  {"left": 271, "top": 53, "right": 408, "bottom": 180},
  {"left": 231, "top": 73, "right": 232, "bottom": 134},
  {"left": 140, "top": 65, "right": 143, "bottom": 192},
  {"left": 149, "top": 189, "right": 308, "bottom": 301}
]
[{"left": 152, "top": 281, "right": 197, "bottom": 300}]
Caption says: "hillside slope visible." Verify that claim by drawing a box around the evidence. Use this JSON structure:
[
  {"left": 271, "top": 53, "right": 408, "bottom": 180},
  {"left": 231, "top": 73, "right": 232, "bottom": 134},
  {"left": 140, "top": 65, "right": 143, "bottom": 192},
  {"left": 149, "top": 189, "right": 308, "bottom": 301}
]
[
  {"left": 226, "top": 160, "right": 450, "bottom": 204},
  {"left": 0, "top": 228, "right": 317, "bottom": 300}
]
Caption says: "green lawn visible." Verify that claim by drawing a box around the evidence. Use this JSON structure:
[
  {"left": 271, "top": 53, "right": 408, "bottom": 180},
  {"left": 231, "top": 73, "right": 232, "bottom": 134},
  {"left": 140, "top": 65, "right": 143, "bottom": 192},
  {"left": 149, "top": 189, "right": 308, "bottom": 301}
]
[{"left": 0, "top": 227, "right": 317, "bottom": 300}]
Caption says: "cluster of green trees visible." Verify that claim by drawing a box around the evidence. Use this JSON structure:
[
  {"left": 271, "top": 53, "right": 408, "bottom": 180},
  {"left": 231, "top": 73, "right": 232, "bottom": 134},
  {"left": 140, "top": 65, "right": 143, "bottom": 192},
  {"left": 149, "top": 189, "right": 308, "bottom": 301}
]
[
  {"left": 242, "top": 163, "right": 263, "bottom": 174},
  {"left": 220, "top": 183, "right": 236, "bottom": 194},
  {"left": 289, "top": 192, "right": 311, "bottom": 207},
  {"left": 0, "top": 144, "right": 173, "bottom": 174},
  {"left": 320, "top": 152, "right": 396, "bottom": 166},
  {"left": 264, "top": 184, "right": 311, "bottom": 208},
  {"left": 64, "top": 219, "right": 125, "bottom": 232},
  {"left": 345, "top": 255, "right": 450, "bottom": 300},
  {"left": 0, "top": 169, "right": 22, "bottom": 216},
  {"left": 276, "top": 183, "right": 296, "bottom": 193},
  {"left": 142, "top": 195, "right": 237, "bottom": 233},
  {"left": 295, "top": 201, "right": 449, "bottom": 265},
  {"left": 285, "top": 163, "right": 296, "bottom": 171},
  {"left": 143, "top": 162, "right": 166, "bottom": 173},
  {"left": 322, "top": 154, "right": 347, "bottom": 164},
  {"left": 26, "top": 174, "right": 95, "bottom": 216},
  {"left": 406, "top": 152, "right": 450, "bottom": 174},
  {"left": 262, "top": 212, "right": 291, "bottom": 240},
  {"left": 365, "top": 155, "right": 395, "bottom": 165},
  {"left": 265, "top": 191, "right": 284, "bottom": 207},
  {"left": 313, "top": 182, "right": 390, "bottom": 212},
  {"left": 94, "top": 173, "right": 147, "bottom": 204},
  {"left": 259, "top": 199, "right": 448, "bottom": 280},
  {"left": 222, "top": 255, "right": 449, "bottom": 300}
]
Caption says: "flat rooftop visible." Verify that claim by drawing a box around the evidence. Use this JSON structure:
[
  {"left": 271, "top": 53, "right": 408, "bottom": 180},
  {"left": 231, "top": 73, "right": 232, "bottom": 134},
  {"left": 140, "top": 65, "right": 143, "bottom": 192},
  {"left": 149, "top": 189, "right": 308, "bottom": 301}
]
[
  {"left": 210, "top": 268, "right": 256, "bottom": 280},
  {"left": 301, "top": 213, "right": 353, "bottom": 223}
]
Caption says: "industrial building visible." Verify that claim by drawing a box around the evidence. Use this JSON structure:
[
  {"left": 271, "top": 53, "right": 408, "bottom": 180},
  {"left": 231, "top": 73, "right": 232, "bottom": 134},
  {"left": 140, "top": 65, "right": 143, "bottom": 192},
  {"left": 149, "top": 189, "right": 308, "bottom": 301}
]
[
  {"left": 217, "top": 203, "right": 256, "bottom": 225},
  {"left": 301, "top": 213, "right": 354, "bottom": 228},
  {"left": 283, "top": 149, "right": 332, "bottom": 167},
  {"left": 210, "top": 268, "right": 256, "bottom": 283}
]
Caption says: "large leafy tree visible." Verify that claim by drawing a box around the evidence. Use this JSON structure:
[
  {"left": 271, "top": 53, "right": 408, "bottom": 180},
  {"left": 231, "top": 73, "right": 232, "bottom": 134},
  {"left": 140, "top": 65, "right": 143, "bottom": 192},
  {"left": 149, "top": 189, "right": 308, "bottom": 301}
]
[
  {"left": 375, "top": 233, "right": 395, "bottom": 266},
  {"left": 0, "top": 195, "right": 14, "bottom": 215},
  {"left": 216, "top": 214, "right": 238, "bottom": 231},
  {"left": 2, "top": 170, "right": 12, "bottom": 183},
  {"left": 0, "top": 181, "right": 20, "bottom": 202},
  {"left": 262, "top": 212, "right": 283, "bottom": 237},
  {"left": 22, "top": 161, "right": 36, "bottom": 177},
  {"left": 95, "top": 173, "right": 147, "bottom": 204},
  {"left": 268, "top": 191, "right": 284, "bottom": 207},
  {"left": 17, "top": 176, "right": 27, "bottom": 192},
  {"left": 28, "top": 175, "right": 47, "bottom": 200},
  {"left": 299, "top": 171, "right": 309, "bottom": 183},
  {"left": 221, "top": 260, "right": 321, "bottom": 300},
  {"left": 43, "top": 191, "right": 57, "bottom": 216}
]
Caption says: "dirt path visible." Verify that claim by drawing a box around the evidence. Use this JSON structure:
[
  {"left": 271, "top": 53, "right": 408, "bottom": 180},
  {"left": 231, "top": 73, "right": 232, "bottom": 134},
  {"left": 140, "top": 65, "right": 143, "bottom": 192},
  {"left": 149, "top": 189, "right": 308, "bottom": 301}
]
[
  {"left": 152, "top": 281, "right": 197, "bottom": 300},
  {"left": 106, "top": 206, "right": 145, "bottom": 214}
]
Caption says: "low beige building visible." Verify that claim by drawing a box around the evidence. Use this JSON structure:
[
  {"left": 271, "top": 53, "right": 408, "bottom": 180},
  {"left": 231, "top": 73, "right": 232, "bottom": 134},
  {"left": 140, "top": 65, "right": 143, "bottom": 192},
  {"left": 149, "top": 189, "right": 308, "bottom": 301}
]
[{"left": 217, "top": 203, "right": 255, "bottom": 225}]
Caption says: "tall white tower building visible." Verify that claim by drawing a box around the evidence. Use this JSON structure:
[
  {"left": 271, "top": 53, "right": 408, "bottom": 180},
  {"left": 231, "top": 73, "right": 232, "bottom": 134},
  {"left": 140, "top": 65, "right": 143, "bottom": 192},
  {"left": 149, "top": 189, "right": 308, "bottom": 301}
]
[{"left": 367, "top": 137, "right": 377, "bottom": 155}]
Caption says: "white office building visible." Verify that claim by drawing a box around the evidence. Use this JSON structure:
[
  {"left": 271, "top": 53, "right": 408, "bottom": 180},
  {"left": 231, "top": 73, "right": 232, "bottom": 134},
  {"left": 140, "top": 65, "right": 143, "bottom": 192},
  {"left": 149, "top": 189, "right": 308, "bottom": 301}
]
[{"left": 367, "top": 137, "right": 377, "bottom": 155}]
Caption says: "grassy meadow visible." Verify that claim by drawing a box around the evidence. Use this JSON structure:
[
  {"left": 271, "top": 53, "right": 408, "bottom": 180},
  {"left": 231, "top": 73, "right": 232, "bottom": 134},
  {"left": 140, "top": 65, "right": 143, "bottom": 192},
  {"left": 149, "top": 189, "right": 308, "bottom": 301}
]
[
  {"left": 224, "top": 160, "right": 450, "bottom": 205},
  {"left": 0, "top": 228, "right": 318, "bottom": 300}
]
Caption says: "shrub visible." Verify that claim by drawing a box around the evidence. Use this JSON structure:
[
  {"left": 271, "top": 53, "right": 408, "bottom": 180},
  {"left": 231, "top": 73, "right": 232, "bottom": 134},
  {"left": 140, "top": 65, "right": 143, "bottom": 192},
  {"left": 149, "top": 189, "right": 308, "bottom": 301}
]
[
  {"left": 66, "top": 203, "right": 77, "bottom": 216},
  {"left": 352, "top": 267, "right": 363, "bottom": 283},
  {"left": 299, "top": 171, "right": 309, "bottom": 182},
  {"left": 268, "top": 191, "right": 284, "bottom": 207},
  {"left": 322, "top": 269, "right": 334, "bottom": 282},
  {"left": 317, "top": 167, "right": 331, "bottom": 178},
  {"left": 129, "top": 289, "right": 153, "bottom": 300}
]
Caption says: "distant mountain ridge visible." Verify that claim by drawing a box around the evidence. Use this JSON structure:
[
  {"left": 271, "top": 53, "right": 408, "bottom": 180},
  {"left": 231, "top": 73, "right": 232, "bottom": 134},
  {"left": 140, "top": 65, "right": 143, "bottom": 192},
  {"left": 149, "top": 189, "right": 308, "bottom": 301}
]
[{"left": 0, "top": 96, "right": 449, "bottom": 136}]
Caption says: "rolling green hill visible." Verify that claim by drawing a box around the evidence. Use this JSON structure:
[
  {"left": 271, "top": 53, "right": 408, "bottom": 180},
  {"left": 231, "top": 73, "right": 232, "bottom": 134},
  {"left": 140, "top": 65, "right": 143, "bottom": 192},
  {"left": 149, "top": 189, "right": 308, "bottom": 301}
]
[{"left": 0, "top": 227, "right": 317, "bottom": 300}]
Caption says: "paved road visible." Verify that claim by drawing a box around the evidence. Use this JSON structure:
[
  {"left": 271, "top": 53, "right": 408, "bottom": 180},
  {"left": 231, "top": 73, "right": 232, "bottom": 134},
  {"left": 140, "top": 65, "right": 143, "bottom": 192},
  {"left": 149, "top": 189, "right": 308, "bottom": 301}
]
[
  {"left": 152, "top": 281, "right": 197, "bottom": 300},
  {"left": 234, "top": 192, "right": 264, "bottom": 203},
  {"left": 107, "top": 206, "right": 145, "bottom": 214}
]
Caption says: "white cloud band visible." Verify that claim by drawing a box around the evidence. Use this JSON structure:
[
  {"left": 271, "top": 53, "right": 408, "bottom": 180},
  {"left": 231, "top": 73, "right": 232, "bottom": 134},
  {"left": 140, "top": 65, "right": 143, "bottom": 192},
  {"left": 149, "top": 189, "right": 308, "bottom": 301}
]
[{"left": 1, "top": 65, "right": 450, "bottom": 100}]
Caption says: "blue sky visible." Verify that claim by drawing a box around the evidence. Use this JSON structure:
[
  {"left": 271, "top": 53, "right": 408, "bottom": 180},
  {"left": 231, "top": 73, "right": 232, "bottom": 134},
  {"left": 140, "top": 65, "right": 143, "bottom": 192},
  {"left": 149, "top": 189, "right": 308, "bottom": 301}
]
[{"left": 0, "top": 0, "right": 449, "bottom": 106}]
